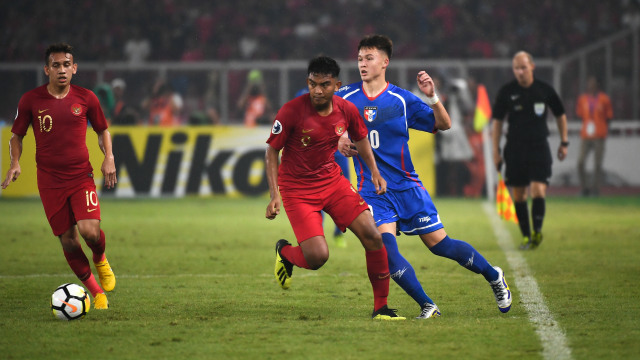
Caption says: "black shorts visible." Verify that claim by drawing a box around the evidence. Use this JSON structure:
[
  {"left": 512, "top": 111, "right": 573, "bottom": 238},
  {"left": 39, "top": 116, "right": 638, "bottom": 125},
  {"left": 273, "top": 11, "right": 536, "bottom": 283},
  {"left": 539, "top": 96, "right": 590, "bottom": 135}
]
[{"left": 503, "top": 140, "right": 552, "bottom": 187}]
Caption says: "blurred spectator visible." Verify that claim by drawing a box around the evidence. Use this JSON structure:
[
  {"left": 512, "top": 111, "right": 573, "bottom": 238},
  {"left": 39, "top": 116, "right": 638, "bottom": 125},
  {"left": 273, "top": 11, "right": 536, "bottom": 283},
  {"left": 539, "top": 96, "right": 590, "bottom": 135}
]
[
  {"left": 622, "top": 1, "right": 640, "bottom": 28},
  {"left": 141, "top": 78, "right": 183, "bottom": 126},
  {"left": 123, "top": 27, "right": 151, "bottom": 64},
  {"left": 202, "top": 71, "right": 222, "bottom": 125},
  {"left": 237, "top": 70, "right": 273, "bottom": 127},
  {"left": 111, "top": 78, "right": 141, "bottom": 126},
  {"left": 0, "top": 1, "right": 626, "bottom": 62},
  {"left": 426, "top": 77, "right": 475, "bottom": 196},
  {"left": 576, "top": 75, "right": 614, "bottom": 197},
  {"left": 93, "top": 83, "right": 115, "bottom": 123},
  {"left": 181, "top": 37, "right": 205, "bottom": 62},
  {"left": 238, "top": 32, "right": 259, "bottom": 59},
  {"left": 293, "top": 13, "right": 318, "bottom": 39},
  {"left": 184, "top": 72, "right": 221, "bottom": 125}
]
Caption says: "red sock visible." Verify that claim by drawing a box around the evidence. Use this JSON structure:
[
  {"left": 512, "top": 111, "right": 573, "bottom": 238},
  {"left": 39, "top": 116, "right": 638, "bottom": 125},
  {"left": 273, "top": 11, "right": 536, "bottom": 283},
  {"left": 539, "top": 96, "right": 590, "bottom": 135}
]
[
  {"left": 81, "top": 274, "right": 104, "bottom": 298},
  {"left": 63, "top": 249, "right": 103, "bottom": 297},
  {"left": 365, "top": 247, "right": 390, "bottom": 311},
  {"left": 281, "top": 244, "right": 311, "bottom": 269},
  {"left": 85, "top": 229, "right": 106, "bottom": 263}
]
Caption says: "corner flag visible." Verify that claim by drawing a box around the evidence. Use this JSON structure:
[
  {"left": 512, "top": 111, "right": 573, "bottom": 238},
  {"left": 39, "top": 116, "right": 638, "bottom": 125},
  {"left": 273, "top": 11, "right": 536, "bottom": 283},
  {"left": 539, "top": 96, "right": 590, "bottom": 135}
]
[
  {"left": 496, "top": 173, "right": 518, "bottom": 224},
  {"left": 473, "top": 84, "right": 491, "bottom": 132}
]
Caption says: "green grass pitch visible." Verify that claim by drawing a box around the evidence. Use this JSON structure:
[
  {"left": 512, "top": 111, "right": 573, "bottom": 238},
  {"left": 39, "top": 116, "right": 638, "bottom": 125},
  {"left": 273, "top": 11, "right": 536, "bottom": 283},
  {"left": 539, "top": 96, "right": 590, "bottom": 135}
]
[{"left": 1, "top": 196, "right": 639, "bottom": 359}]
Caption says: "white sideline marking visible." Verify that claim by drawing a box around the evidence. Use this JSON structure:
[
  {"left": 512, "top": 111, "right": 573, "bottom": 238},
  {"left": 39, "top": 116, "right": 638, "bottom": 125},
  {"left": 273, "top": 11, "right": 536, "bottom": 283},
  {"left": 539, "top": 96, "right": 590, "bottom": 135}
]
[{"left": 483, "top": 202, "right": 572, "bottom": 360}]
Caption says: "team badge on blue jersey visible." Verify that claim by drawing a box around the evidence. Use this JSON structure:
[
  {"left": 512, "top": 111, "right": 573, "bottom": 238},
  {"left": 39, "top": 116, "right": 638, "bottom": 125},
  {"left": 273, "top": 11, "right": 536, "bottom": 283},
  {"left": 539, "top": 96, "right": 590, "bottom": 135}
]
[
  {"left": 363, "top": 106, "right": 377, "bottom": 122},
  {"left": 271, "top": 120, "right": 282, "bottom": 134}
]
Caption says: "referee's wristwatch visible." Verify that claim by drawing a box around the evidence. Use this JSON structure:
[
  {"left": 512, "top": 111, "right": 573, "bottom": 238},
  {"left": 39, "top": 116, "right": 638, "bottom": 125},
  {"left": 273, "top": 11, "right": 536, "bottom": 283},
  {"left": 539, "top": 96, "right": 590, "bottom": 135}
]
[{"left": 560, "top": 141, "right": 569, "bottom": 147}]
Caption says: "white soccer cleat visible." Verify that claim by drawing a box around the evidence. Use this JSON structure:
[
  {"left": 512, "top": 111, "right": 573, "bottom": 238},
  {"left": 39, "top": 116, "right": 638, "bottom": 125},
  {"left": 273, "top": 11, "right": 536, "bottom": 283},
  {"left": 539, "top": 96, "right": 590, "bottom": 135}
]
[
  {"left": 490, "top": 266, "right": 512, "bottom": 313},
  {"left": 416, "top": 302, "right": 441, "bottom": 319}
]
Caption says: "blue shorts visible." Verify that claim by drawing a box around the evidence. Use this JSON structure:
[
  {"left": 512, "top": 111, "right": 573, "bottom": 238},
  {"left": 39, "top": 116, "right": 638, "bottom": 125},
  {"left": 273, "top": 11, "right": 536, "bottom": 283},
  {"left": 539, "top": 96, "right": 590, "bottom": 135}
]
[{"left": 361, "top": 186, "right": 443, "bottom": 235}]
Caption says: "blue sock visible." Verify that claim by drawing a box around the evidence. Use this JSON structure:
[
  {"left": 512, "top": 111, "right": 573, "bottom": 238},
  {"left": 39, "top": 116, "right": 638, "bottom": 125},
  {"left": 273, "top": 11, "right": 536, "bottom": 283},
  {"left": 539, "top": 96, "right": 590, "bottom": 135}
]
[
  {"left": 429, "top": 235, "right": 499, "bottom": 282},
  {"left": 381, "top": 232, "right": 434, "bottom": 307}
]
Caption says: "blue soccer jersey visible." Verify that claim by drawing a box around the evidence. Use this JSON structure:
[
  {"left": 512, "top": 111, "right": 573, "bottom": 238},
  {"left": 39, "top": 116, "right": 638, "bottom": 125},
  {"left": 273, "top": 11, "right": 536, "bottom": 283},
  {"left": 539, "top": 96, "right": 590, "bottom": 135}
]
[{"left": 336, "top": 81, "right": 437, "bottom": 193}]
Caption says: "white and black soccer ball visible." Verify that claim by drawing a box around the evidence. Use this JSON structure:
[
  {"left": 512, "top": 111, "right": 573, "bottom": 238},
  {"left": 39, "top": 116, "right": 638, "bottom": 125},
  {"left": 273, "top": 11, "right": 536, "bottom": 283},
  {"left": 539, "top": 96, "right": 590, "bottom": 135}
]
[{"left": 51, "top": 283, "right": 90, "bottom": 321}]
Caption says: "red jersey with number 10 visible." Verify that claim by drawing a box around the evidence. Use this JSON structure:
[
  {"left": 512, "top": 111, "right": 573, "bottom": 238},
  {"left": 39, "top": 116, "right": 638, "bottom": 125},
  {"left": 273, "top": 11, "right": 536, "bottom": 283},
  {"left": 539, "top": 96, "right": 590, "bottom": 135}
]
[
  {"left": 266, "top": 94, "right": 368, "bottom": 192},
  {"left": 11, "top": 84, "right": 109, "bottom": 189}
]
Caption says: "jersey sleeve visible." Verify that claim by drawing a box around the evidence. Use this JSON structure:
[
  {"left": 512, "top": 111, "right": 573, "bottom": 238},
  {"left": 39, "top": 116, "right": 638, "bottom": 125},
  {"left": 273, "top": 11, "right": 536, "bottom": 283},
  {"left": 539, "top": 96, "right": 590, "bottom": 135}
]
[
  {"left": 546, "top": 85, "right": 565, "bottom": 117},
  {"left": 491, "top": 86, "right": 508, "bottom": 120},
  {"left": 87, "top": 90, "right": 109, "bottom": 133},
  {"left": 405, "top": 91, "right": 436, "bottom": 132},
  {"left": 344, "top": 100, "right": 368, "bottom": 141},
  {"left": 266, "top": 103, "right": 293, "bottom": 150},
  {"left": 11, "top": 94, "right": 33, "bottom": 136}
]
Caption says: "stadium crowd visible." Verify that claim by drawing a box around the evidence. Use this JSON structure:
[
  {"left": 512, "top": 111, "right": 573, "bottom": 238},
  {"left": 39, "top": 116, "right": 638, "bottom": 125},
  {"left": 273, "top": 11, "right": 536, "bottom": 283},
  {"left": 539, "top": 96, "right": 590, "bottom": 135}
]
[{"left": 1, "top": 0, "right": 633, "bottom": 62}]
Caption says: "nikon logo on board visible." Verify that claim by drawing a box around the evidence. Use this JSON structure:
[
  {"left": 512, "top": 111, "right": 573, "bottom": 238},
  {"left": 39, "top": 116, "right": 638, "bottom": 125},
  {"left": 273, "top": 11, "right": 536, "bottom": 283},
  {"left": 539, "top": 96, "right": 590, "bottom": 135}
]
[{"left": 0, "top": 126, "right": 270, "bottom": 198}]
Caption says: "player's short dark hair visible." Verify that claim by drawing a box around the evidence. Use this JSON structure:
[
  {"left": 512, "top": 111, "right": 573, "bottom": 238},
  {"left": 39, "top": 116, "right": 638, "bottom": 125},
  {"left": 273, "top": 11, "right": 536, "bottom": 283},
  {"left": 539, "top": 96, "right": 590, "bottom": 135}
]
[
  {"left": 358, "top": 35, "right": 393, "bottom": 59},
  {"left": 307, "top": 55, "right": 340, "bottom": 78},
  {"left": 45, "top": 43, "right": 74, "bottom": 65}
]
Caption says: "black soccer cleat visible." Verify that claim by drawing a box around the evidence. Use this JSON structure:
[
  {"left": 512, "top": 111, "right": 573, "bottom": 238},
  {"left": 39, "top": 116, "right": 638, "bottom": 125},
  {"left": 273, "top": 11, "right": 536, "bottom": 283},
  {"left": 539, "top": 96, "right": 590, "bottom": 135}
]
[{"left": 371, "top": 305, "right": 406, "bottom": 320}]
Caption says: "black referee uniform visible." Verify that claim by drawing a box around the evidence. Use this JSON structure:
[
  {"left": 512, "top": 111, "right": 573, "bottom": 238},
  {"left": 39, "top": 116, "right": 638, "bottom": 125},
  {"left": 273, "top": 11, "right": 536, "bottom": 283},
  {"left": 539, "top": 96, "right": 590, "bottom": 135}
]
[{"left": 492, "top": 78, "right": 566, "bottom": 186}]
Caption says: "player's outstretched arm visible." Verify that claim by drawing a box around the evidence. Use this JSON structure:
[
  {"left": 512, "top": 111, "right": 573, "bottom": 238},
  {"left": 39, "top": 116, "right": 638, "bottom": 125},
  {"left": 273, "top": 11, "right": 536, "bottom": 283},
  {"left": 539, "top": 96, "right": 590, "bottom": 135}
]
[
  {"left": 417, "top": 71, "right": 451, "bottom": 130},
  {"left": 338, "top": 132, "right": 358, "bottom": 157},
  {"left": 1, "top": 134, "right": 24, "bottom": 189},
  {"left": 265, "top": 145, "right": 281, "bottom": 219},
  {"left": 353, "top": 137, "right": 386, "bottom": 195},
  {"left": 97, "top": 129, "right": 117, "bottom": 189}
]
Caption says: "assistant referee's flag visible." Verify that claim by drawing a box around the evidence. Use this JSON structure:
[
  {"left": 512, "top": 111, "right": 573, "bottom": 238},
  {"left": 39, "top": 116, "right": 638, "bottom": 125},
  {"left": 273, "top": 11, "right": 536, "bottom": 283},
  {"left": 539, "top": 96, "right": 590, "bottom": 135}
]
[
  {"left": 496, "top": 173, "right": 518, "bottom": 224},
  {"left": 473, "top": 84, "right": 491, "bottom": 132}
]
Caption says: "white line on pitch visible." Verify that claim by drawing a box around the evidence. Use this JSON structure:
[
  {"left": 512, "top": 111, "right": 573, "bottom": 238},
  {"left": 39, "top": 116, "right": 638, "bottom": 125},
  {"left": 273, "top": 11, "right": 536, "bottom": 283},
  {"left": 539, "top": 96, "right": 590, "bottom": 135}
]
[{"left": 483, "top": 202, "right": 572, "bottom": 360}]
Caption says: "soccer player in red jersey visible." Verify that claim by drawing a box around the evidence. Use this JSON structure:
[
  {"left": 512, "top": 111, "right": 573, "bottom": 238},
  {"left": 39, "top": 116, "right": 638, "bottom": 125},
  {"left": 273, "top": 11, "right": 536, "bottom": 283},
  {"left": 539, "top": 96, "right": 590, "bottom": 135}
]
[
  {"left": 2, "top": 43, "right": 117, "bottom": 309},
  {"left": 265, "top": 55, "right": 404, "bottom": 320}
]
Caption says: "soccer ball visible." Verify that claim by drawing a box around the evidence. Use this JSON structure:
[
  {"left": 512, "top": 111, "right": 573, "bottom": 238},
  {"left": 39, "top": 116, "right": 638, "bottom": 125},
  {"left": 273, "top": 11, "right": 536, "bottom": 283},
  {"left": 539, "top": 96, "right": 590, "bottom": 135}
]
[{"left": 51, "top": 283, "right": 90, "bottom": 320}]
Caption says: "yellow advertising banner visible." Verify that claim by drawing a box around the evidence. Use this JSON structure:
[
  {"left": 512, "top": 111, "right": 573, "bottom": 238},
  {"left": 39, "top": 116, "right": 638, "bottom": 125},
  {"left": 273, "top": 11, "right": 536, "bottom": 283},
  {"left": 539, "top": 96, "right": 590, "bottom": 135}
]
[{"left": 1, "top": 126, "right": 434, "bottom": 198}]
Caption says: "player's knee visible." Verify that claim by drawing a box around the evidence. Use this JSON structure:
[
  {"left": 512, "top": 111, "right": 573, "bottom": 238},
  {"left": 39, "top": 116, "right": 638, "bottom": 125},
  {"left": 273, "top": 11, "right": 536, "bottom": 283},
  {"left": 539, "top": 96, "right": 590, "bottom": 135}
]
[
  {"left": 78, "top": 227, "right": 100, "bottom": 243},
  {"left": 59, "top": 235, "right": 82, "bottom": 253},
  {"left": 360, "top": 232, "right": 383, "bottom": 251},
  {"left": 306, "top": 252, "right": 329, "bottom": 270}
]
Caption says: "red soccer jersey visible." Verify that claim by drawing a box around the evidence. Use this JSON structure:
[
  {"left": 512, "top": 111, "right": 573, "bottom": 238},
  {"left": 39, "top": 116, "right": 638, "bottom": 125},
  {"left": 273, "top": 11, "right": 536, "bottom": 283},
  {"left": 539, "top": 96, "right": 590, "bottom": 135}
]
[
  {"left": 11, "top": 84, "right": 109, "bottom": 189},
  {"left": 266, "top": 94, "right": 368, "bottom": 192}
]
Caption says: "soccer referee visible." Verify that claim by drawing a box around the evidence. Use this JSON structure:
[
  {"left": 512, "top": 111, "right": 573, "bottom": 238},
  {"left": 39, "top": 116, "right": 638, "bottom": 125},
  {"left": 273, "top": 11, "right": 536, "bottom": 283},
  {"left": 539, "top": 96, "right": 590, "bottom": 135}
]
[{"left": 491, "top": 51, "right": 569, "bottom": 250}]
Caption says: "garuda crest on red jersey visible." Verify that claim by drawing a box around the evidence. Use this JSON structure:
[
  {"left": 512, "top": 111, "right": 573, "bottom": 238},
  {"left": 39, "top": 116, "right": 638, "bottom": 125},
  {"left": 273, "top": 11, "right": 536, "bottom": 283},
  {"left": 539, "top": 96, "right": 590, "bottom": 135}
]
[
  {"left": 335, "top": 123, "right": 346, "bottom": 136},
  {"left": 71, "top": 104, "right": 83, "bottom": 116}
]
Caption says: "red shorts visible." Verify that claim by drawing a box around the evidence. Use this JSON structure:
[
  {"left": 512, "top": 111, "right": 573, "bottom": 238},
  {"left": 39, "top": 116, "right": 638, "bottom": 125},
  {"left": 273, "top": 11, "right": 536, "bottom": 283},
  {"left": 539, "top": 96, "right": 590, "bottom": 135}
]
[
  {"left": 281, "top": 175, "right": 369, "bottom": 243},
  {"left": 39, "top": 181, "right": 101, "bottom": 236}
]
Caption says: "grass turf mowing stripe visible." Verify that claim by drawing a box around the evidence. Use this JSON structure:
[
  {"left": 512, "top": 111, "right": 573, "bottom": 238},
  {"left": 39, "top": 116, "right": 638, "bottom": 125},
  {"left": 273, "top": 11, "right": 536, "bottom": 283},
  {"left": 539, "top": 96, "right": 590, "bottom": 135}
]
[
  {"left": 0, "top": 272, "right": 355, "bottom": 279},
  {"left": 483, "top": 202, "right": 572, "bottom": 360}
]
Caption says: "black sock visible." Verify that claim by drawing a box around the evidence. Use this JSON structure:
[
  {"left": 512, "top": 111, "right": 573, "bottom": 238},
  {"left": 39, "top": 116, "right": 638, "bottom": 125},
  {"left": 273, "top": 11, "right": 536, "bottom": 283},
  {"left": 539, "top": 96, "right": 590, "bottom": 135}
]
[
  {"left": 514, "top": 201, "right": 531, "bottom": 238},
  {"left": 531, "top": 197, "right": 545, "bottom": 233}
]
